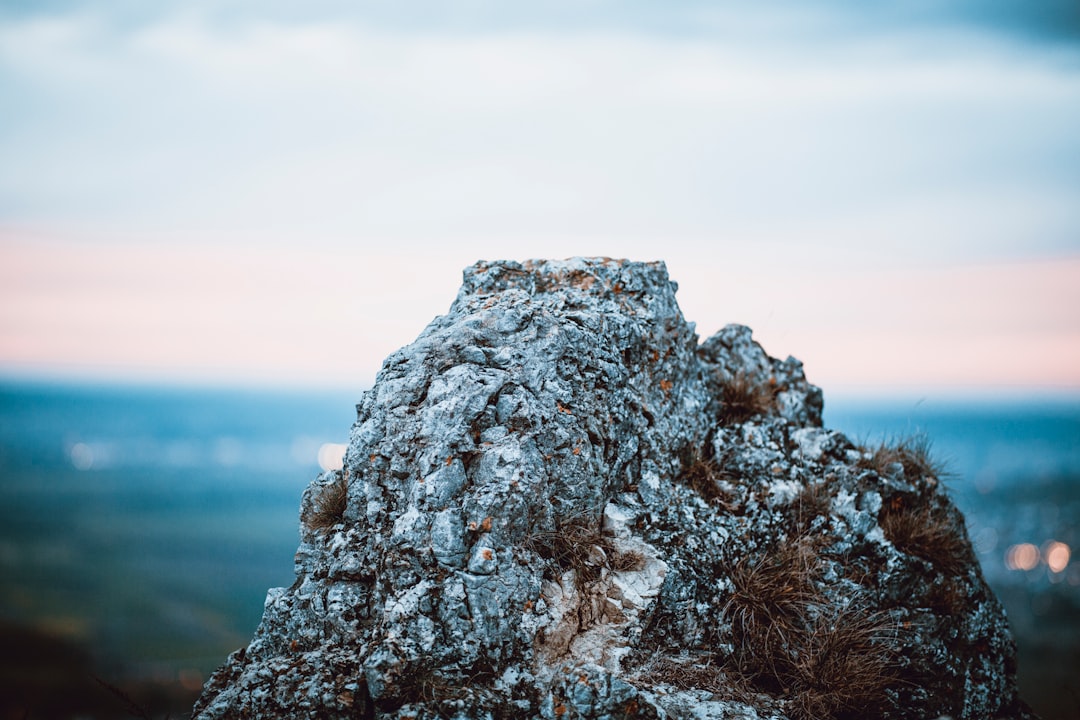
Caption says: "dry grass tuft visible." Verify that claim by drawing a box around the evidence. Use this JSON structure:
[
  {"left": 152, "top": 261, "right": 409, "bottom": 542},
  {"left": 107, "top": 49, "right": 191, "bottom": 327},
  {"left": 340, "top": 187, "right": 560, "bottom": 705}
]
[
  {"left": 784, "top": 605, "right": 901, "bottom": 720},
  {"left": 611, "top": 549, "right": 647, "bottom": 572},
  {"left": 720, "top": 539, "right": 903, "bottom": 718},
  {"left": 629, "top": 655, "right": 757, "bottom": 703},
  {"left": 677, "top": 447, "right": 738, "bottom": 509},
  {"left": 719, "top": 371, "right": 778, "bottom": 424},
  {"left": 523, "top": 515, "right": 615, "bottom": 586},
  {"left": 879, "top": 501, "right": 972, "bottom": 577},
  {"left": 524, "top": 515, "right": 651, "bottom": 593},
  {"left": 789, "top": 481, "right": 834, "bottom": 534},
  {"left": 858, "top": 435, "right": 948, "bottom": 486},
  {"left": 305, "top": 474, "right": 349, "bottom": 533},
  {"left": 723, "top": 540, "right": 820, "bottom": 680}
]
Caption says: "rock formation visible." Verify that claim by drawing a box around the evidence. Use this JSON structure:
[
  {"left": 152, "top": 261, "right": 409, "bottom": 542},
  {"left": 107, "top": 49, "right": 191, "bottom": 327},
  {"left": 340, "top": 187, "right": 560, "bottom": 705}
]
[{"left": 194, "top": 258, "right": 1034, "bottom": 719}]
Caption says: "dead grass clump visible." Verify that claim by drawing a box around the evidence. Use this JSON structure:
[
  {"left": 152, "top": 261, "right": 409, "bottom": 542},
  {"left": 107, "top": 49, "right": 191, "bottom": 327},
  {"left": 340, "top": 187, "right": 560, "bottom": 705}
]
[
  {"left": 305, "top": 474, "right": 349, "bottom": 533},
  {"left": 719, "top": 371, "right": 778, "bottom": 424},
  {"left": 879, "top": 501, "right": 972, "bottom": 576},
  {"left": 789, "top": 481, "right": 834, "bottom": 534},
  {"left": 722, "top": 540, "right": 820, "bottom": 680},
  {"left": 924, "top": 578, "right": 969, "bottom": 616},
  {"left": 677, "top": 447, "right": 738, "bottom": 509},
  {"left": 858, "top": 435, "right": 947, "bottom": 486},
  {"left": 629, "top": 655, "right": 757, "bottom": 703},
  {"left": 523, "top": 515, "right": 614, "bottom": 586},
  {"left": 784, "top": 606, "right": 900, "bottom": 720},
  {"left": 524, "top": 515, "right": 650, "bottom": 593},
  {"left": 611, "top": 549, "right": 647, "bottom": 572},
  {"left": 720, "top": 540, "right": 902, "bottom": 718}
]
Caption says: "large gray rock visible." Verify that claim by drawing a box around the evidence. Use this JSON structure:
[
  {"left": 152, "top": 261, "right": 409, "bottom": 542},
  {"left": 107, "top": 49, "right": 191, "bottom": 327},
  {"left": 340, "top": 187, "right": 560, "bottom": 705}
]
[{"left": 194, "top": 258, "right": 1034, "bottom": 719}]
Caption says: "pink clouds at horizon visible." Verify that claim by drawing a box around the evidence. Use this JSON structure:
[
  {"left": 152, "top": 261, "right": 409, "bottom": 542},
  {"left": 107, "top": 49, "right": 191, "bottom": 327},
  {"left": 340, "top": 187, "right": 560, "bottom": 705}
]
[{"left": 2, "top": 233, "right": 1077, "bottom": 393}]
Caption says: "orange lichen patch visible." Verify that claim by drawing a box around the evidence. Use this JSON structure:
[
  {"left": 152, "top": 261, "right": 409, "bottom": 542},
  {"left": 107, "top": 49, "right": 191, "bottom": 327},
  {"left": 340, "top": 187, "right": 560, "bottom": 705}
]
[
  {"left": 568, "top": 270, "right": 596, "bottom": 290},
  {"left": 613, "top": 283, "right": 623, "bottom": 293},
  {"left": 369, "top": 454, "right": 378, "bottom": 463},
  {"left": 481, "top": 516, "right": 493, "bottom": 532},
  {"left": 659, "top": 379, "right": 674, "bottom": 395},
  {"left": 578, "top": 674, "right": 589, "bottom": 684},
  {"left": 651, "top": 349, "right": 661, "bottom": 362},
  {"left": 572, "top": 446, "right": 582, "bottom": 456},
  {"left": 482, "top": 549, "right": 494, "bottom": 561},
  {"left": 554, "top": 703, "right": 568, "bottom": 716},
  {"left": 523, "top": 600, "right": 534, "bottom": 612},
  {"left": 556, "top": 401, "right": 573, "bottom": 414},
  {"left": 445, "top": 456, "right": 454, "bottom": 466}
]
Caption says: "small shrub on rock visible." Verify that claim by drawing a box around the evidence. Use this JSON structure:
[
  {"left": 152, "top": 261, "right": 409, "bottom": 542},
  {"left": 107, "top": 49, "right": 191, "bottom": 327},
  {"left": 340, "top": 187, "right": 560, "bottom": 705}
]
[
  {"left": 718, "top": 371, "right": 778, "bottom": 424},
  {"left": 305, "top": 474, "right": 349, "bottom": 533}
]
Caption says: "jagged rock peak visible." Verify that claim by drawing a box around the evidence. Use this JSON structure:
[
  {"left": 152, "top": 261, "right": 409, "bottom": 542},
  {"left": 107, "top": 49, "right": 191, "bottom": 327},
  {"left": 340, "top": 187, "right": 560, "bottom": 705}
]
[{"left": 194, "top": 257, "right": 1033, "bottom": 720}]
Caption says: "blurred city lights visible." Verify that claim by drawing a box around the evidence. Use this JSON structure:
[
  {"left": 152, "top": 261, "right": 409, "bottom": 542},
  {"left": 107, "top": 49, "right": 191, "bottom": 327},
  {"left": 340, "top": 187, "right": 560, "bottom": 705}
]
[
  {"left": 1044, "top": 541, "right": 1071, "bottom": 574},
  {"left": 1005, "top": 543, "right": 1040, "bottom": 571}
]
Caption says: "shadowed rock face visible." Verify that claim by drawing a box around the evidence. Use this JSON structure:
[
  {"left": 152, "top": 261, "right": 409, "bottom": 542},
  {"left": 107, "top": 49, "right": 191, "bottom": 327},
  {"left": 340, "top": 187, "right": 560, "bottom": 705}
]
[{"left": 194, "top": 258, "right": 1034, "bottom": 720}]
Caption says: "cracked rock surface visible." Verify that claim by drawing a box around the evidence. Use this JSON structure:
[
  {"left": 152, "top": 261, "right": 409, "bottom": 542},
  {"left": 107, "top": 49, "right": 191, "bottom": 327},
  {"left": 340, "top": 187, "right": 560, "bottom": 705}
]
[{"left": 194, "top": 258, "right": 1034, "bottom": 720}]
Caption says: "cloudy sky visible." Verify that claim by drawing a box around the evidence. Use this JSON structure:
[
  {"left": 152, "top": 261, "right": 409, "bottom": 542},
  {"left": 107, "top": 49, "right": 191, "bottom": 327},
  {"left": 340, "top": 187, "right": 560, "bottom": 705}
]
[{"left": 1, "top": 1, "right": 1078, "bottom": 394}]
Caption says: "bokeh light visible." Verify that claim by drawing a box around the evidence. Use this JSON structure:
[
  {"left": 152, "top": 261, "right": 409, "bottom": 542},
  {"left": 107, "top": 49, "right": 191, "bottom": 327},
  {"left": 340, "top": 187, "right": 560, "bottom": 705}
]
[
  {"left": 1044, "top": 541, "right": 1071, "bottom": 574},
  {"left": 69, "top": 442, "right": 94, "bottom": 470},
  {"left": 1005, "top": 543, "right": 1040, "bottom": 571},
  {"left": 317, "top": 442, "right": 347, "bottom": 472}
]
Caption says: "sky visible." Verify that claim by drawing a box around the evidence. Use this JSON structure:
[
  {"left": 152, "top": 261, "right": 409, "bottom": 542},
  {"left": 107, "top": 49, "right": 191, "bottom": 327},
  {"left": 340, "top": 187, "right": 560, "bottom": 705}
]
[{"left": 1, "top": 1, "right": 1079, "bottom": 394}]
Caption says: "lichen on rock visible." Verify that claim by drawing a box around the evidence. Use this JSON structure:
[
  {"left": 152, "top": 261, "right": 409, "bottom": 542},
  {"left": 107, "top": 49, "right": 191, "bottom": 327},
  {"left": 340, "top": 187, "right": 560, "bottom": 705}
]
[{"left": 193, "top": 258, "right": 1035, "bottom": 720}]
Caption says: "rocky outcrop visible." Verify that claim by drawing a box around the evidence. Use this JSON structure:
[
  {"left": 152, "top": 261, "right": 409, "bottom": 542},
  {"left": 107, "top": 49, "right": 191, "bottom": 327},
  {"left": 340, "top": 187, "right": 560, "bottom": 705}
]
[{"left": 194, "top": 258, "right": 1034, "bottom": 719}]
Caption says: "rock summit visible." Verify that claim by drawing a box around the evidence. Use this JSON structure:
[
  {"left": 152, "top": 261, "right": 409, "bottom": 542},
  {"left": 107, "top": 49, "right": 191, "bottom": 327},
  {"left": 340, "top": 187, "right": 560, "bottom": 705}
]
[{"left": 195, "top": 258, "right": 1032, "bottom": 719}]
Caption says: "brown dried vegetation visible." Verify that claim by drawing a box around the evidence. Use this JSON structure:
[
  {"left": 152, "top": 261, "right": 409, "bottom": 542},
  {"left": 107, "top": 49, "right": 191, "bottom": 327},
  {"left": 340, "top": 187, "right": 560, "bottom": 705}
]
[
  {"left": 629, "top": 654, "right": 758, "bottom": 704},
  {"left": 789, "top": 481, "right": 835, "bottom": 534},
  {"left": 718, "top": 371, "right": 778, "bottom": 424},
  {"left": 858, "top": 435, "right": 947, "bottom": 486},
  {"left": 523, "top": 515, "right": 644, "bottom": 588},
  {"left": 305, "top": 474, "right": 349, "bottom": 533},
  {"left": 723, "top": 540, "right": 821, "bottom": 679},
  {"left": 677, "top": 447, "right": 739, "bottom": 509},
  {"left": 783, "top": 605, "right": 901, "bottom": 720},
  {"left": 720, "top": 538, "right": 902, "bottom": 719},
  {"left": 611, "top": 549, "right": 647, "bottom": 572},
  {"left": 879, "top": 500, "right": 973, "bottom": 577}
]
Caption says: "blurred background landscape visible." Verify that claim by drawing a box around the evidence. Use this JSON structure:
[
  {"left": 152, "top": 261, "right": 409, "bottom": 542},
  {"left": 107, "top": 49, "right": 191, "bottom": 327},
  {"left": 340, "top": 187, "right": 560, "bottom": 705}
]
[
  {"left": 1, "top": 0, "right": 1078, "bottom": 718},
  {"left": 1, "top": 381, "right": 1077, "bottom": 719}
]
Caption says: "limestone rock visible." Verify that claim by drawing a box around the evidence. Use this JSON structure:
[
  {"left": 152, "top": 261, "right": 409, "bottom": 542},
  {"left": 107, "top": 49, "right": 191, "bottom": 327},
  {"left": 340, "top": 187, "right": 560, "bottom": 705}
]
[{"left": 194, "top": 258, "right": 1034, "bottom": 720}]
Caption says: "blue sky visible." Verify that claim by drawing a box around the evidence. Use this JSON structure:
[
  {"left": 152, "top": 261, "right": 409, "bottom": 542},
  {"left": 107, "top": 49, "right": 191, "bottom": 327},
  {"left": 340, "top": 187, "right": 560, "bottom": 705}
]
[{"left": 1, "top": 1, "right": 1078, "bottom": 391}]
